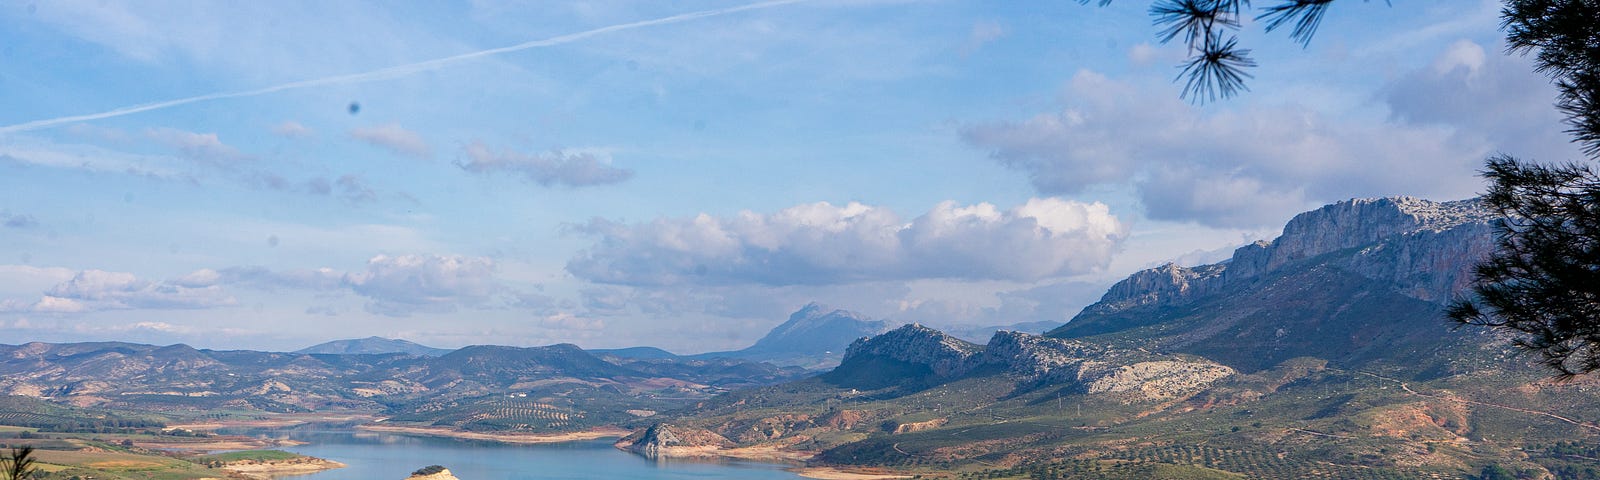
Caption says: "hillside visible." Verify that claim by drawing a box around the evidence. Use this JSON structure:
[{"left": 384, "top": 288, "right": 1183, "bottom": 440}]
[
  {"left": 618, "top": 197, "right": 1600, "bottom": 479},
  {"left": 0, "top": 339, "right": 807, "bottom": 434}
]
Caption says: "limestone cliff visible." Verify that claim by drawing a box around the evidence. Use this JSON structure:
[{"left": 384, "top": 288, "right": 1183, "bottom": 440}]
[
  {"left": 1051, "top": 196, "right": 1499, "bottom": 372},
  {"left": 1083, "top": 196, "right": 1492, "bottom": 317}
]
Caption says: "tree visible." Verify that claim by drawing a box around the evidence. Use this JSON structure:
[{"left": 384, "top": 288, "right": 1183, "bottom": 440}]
[
  {"left": 1083, "top": 0, "right": 1383, "bottom": 103},
  {"left": 1477, "top": 463, "right": 1522, "bottom": 480},
  {"left": 2, "top": 446, "right": 38, "bottom": 480},
  {"left": 1446, "top": 0, "right": 1600, "bottom": 378}
]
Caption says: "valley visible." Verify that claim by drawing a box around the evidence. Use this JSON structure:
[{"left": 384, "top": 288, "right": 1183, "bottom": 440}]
[{"left": 4, "top": 197, "right": 1600, "bottom": 479}]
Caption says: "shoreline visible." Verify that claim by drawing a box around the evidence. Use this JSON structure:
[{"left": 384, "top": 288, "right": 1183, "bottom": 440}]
[
  {"left": 220, "top": 458, "right": 347, "bottom": 479},
  {"left": 613, "top": 443, "right": 912, "bottom": 480},
  {"left": 356, "top": 424, "right": 632, "bottom": 444},
  {"left": 790, "top": 467, "right": 914, "bottom": 480}
]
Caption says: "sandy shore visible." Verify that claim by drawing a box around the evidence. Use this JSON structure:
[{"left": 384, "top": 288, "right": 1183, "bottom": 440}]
[
  {"left": 221, "top": 458, "right": 346, "bottom": 479},
  {"left": 617, "top": 442, "right": 911, "bottom": 479},
  {"left": 357, "top": 424, "right": 632, "bottom": 444},
  {"left": 633, "top": 444, "right": 817, "bottom": 463},
  {"left": 791, "top": 467, "right": 914, "bottom": 480}
]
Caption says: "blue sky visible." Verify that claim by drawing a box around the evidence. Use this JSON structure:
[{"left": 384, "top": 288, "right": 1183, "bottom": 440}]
[{"left": 0, "top": 0, "right": 1580, "bottom": 352}]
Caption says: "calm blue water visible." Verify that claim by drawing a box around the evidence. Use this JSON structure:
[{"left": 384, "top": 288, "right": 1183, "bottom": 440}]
[{"left": 251, "top": 429, "right": 806, "bottom": 479}]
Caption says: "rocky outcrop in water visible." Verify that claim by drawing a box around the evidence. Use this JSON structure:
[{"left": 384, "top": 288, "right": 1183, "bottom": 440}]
[
  {"left": 617, "top": 423, "right": 733, "bottom": 459},
  {"left": 406, "top": 465, "right": 460, "bottom": 480}
]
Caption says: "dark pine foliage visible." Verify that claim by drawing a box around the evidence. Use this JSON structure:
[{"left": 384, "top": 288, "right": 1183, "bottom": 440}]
[
  {"left": 1083, "top": 0, "right": 1379, "bottom": 102},
  {"left": 1449, "top": 157, "right": 1600, "bottom": 378},
  {"left": 1448, "top": 0, "right": 1600, "bottom": 378},
  {"left": 2, "top": 446, "right": 36, "bottom": 480}
]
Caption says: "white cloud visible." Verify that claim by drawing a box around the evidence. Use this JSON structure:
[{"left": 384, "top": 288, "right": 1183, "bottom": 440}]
[
  {"left": 0, "top": 265, "right": 76, "bottom": 294},
  {"left": 1382, "top": 39, "right": 1581, "bottom": 163},
  {"left": 272, "top": 121, "right": 315, "bottom": 139},
  {"left": 344, "top": 254, "right": 498, "bottom": 316},
  {"left": 566, "top": 198, "right": 1127, "bottom": 286},
  {"left": 173, "top": 266, "right": 344, "bottom": 291},
  {"left": 962, "top": 70, "right": 1491, "bottom": 227},
  {"left": 1126, "top": 42, "right": 1170, "bottom": 66},
  {"left": 144, "top": 127, "right": 251, "bottom": 166},
  {"left": 0, "top": 269, "right": 238, "bottom": 313},
  {"left": 457, "top": 142, "right": 633, "bottom": 187},
  {"left": 350, "top": 123, "right": 432, "bottom": 159},
  {"left": 538, "top": 312, "right": 606, "bottom": 331}
]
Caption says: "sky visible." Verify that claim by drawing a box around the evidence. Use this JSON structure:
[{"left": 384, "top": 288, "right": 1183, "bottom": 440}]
[{"left": 0, "top": 0, "right": 1582, "bottom": 353}]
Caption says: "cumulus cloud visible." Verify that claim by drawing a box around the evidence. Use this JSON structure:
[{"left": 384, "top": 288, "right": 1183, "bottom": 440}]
[
  {"left": 961, "top": 70, "right": 1492, "bottom": 227},
  {"left": 457, "top": 142, "right": 633, "bottom": 187},
  {"left": 343, "top": 254, "right": 498, "bottom": 316},
  {"left": 566, "top": 198, "right": 1127, "bottom": 286},
  {"left": 350, "top": 123, "right": 432, "bottom": 159},
  {"left": 0, "top": 269, "right": 238, "bottom": 313},
  {"left": 1382, "top": 39, "right": 1580, "bottom": 162}
]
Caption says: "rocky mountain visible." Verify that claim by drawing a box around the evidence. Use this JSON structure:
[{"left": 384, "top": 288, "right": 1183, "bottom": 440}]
[
  {"left": 697, "top": 303, "right": 890, "bottom": 368},
  {"left": 819, "top": 324, "right": 1235, "bottom": 402},
  {"left": 295, "top": 337, "right": 451, "bottom": 357},
  {"left": 1074, "top": 196, "right": 1491, "bottom": 318},
  {"left": 621, "top": 197, "right": 1600, "bottom": 479},
  {"left": 1050, "top": 196, "right": 1496, "bottom": 372}
]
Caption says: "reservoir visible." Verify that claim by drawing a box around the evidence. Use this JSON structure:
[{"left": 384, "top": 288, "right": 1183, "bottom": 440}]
[{"left": 255, "top": 428, "right": 806, "bottom": 479}]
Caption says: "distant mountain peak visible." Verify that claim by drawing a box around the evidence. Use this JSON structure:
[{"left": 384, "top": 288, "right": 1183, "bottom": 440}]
[
  {"left": 722, "top": 303, "right": 889, "bottom": 364},
  {"left": 294, "top": 337, "right": 451, "bottom": 357}
]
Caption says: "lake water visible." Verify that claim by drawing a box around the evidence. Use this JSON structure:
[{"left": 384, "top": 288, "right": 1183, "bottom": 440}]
[{"left": 252, "top": 428, "right": 806, "bottom": 479}]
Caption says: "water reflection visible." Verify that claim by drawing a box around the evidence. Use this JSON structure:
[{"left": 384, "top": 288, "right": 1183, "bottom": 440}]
[{"left": 230, "top": 427, "right": 804, "bottom": 480}]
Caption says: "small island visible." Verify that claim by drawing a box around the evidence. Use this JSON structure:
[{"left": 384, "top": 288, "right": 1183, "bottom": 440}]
[
  {"left": 193, "top": 449, "right": 346, "bottom": 479},
  {"left": 407, "top": 464, "right": 462, "bottom": 480}
]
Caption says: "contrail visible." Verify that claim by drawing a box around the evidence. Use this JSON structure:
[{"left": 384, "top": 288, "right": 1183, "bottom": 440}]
[{"left": 0, "top": 0, "right": 808, "bottom": 134}]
